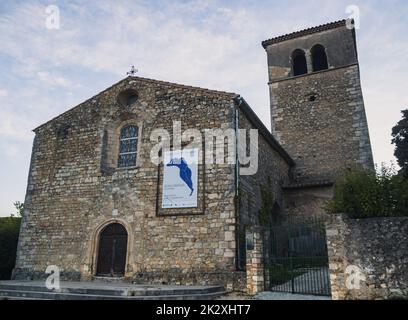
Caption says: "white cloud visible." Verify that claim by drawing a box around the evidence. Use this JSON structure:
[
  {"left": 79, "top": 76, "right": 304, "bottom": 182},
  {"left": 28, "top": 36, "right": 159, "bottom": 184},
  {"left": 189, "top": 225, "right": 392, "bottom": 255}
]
[
  {"left": 0, "top": 89, "right": 8, "bottom": 97},
  {"left": 36, "top": 71, "right": 71, "bottom": 87},
  {"left": 0, "top": 108, "right": 36, "bottom": 141}
]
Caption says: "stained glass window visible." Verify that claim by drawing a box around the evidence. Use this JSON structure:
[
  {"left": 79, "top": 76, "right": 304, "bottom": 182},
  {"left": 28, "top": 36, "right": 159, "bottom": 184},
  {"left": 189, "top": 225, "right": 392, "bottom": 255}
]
[{"left": 118, "top": 125, "right": 138, "bottom": 168}]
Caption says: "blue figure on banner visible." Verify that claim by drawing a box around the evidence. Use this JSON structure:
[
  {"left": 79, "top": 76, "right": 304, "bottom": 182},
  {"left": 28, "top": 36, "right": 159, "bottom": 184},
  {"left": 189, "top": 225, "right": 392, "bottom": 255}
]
[{"left": 167, "top": 157, "right": 194, "bottom": 196}]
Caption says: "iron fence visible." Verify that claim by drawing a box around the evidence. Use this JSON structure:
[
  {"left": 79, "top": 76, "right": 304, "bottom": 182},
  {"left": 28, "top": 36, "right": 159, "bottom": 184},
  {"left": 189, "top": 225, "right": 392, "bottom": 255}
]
[{"left": 263, "top": 214, "right": 331, "bottom": 296}]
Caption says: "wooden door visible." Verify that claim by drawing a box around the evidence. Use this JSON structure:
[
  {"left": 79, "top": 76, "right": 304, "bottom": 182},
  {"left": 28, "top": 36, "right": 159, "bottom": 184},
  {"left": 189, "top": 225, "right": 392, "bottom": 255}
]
[{"left": 96, "top": 223, "right": 127, "bottom": 277}]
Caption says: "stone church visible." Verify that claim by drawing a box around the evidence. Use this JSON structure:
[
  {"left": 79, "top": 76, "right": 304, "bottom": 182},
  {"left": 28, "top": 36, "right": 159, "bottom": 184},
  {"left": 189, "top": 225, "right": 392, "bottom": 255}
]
[{"left": 14, "top": 20, "right": 373, "bottom": 292}]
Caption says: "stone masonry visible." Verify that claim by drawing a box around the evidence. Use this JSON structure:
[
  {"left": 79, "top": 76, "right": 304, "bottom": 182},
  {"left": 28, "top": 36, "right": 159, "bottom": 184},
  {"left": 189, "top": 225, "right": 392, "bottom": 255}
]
[
  {"left": 245, "top": 227, "right": 264, "bottom": 295},
  {"left": 326, "top": 214, "right": 408, "bottom": 300}
]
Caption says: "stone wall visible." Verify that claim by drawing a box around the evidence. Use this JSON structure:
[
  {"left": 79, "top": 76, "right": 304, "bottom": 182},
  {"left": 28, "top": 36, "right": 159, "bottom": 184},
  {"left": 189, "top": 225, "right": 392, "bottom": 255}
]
[
  {"left": 283, "top": 185, "right": 333, "bottom": 218},
  {"left": 269, "top": 65, "right": 373, "bottom": 183},
  {"left": 326, "top": 214, "right": 408, "bottom": 300}
]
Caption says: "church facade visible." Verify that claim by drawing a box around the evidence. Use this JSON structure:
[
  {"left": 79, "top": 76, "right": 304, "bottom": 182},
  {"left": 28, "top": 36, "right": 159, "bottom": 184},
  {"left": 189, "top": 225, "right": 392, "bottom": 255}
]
[{"left": 14, "top": 20, "right": 373, "bottom": 292}]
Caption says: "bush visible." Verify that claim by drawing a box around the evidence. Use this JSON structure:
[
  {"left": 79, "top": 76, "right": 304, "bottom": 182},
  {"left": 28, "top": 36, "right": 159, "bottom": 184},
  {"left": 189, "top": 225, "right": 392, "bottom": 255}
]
[
  {"left": 0, "top": 217, "right": 21, "bottom": 280},
  {"left": 326, "top": 165, "right": 408, "bottom": 218}
]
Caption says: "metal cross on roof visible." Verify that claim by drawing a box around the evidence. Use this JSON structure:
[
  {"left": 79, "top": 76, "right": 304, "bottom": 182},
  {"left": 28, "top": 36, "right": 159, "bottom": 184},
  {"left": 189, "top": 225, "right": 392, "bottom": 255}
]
[{"left": 127, "top": 65, "right": 138, "bottom": 76}]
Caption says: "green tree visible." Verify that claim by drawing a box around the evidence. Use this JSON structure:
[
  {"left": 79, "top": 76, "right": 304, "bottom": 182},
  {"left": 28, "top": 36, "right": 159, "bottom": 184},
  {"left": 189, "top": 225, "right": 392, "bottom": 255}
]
[
  {"left": 12, "top": 201, "right": 24, "bottom": 217},
  {"left": 0, "top": 201, "right": 23, "bottom": 279},
  {"left": 391, "top": 109, "right": 408, "bottom": 177},
  {"left": 326, "top": 165, "right": 408, "bottom": 218}
]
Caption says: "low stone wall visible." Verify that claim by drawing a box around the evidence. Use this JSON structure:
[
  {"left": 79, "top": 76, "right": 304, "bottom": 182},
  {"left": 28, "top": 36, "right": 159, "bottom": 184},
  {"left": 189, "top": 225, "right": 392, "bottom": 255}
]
[{"left": 326, "top": 214, "right": 408, "bottom": 300}]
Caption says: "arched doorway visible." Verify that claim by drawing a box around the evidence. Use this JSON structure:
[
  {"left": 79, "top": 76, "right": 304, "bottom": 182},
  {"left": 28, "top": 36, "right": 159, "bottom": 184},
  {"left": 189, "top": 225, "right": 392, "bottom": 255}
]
[{"left": 96, "top": 223, "right": 128, "bottom": 277}]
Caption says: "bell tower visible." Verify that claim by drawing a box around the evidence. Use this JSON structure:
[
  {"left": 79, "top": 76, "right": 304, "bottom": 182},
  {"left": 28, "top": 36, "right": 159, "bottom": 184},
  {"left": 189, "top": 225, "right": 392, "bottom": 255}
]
[{"left": 262, "top": 20, "right": 374, "bottom": 183}]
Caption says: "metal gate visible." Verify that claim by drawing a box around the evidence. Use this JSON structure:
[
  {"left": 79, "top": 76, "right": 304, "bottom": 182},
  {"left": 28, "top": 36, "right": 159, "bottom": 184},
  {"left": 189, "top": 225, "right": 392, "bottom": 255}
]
[{"left": 263, "top": 214, "right": 331, "bottom": 296}]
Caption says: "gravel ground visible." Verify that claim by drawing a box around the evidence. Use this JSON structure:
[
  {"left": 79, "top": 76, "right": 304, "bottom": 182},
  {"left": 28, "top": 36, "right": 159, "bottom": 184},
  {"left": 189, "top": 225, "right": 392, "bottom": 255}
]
[
  {"left": 216, "top": 292, "right": 252, "bottom": 300},
  {"left": 217, "top": 291, "right": 331, "bottom": 300},
  {"left": 254, "top": 291, "right": 331, "bottom": 300}
]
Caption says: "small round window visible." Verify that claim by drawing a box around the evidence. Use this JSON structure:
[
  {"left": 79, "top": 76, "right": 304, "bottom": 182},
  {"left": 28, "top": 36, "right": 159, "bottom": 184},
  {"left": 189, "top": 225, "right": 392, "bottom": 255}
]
[{"left": 117, "top": 89, "right": 138, "bottom": 107}]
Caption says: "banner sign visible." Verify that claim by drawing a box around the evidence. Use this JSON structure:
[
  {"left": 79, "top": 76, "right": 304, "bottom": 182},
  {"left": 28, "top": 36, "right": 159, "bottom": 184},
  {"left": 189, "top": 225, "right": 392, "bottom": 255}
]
[{"left": 162, "top": 148, "right": 199, "bottom": 208}]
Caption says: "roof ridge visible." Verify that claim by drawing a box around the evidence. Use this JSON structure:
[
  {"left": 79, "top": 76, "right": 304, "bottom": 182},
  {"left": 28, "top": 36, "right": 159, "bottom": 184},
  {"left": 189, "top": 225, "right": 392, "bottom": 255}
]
[
  {"left": 33, "top": 77, "right": 130, "bottom": 132},
  {"left": 235, "top": 96, "right": 295, "bottom": 166},
  {"left": 128, "top": 75, "right": 237, "bottom": 96},
  {"left": 33, "top": 76, "right": 237, "bottom": 132},
  {"left": 262, "top": 19, "right": 349, "bottom": 48}
]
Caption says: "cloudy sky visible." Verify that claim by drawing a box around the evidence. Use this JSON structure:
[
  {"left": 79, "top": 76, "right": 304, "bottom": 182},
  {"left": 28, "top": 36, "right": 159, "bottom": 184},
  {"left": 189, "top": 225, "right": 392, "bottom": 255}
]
[{"left": 0, "top": 0, "right": 407, "bottom": 216}]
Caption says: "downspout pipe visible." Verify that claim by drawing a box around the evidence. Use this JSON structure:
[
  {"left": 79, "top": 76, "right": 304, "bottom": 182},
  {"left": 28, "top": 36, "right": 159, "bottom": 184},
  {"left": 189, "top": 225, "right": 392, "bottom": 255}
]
[
  {"left": 233, "top": 95, "right": 243, "bottom": 271},
  {"left": 234, "top": 97, "right": 241, "bottom": 198}
]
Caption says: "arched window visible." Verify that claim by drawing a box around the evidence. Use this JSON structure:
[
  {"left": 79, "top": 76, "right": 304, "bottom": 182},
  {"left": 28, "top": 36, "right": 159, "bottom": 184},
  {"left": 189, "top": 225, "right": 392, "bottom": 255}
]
[
  {"left": 311, "top": 44, "right": 328, "bottom": 72},
  {"left": 292, "top": 49, "right": 308, "bottom": 76},
  {"left": 118, "top": 124, "right": 138, "bottom": 168}
]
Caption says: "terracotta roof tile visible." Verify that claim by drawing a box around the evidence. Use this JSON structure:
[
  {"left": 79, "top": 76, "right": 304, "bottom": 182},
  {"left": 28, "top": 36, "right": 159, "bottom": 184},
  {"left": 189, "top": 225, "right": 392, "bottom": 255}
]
[{"left": 262, "top": 19, "right": 349, "bottom": 48}]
